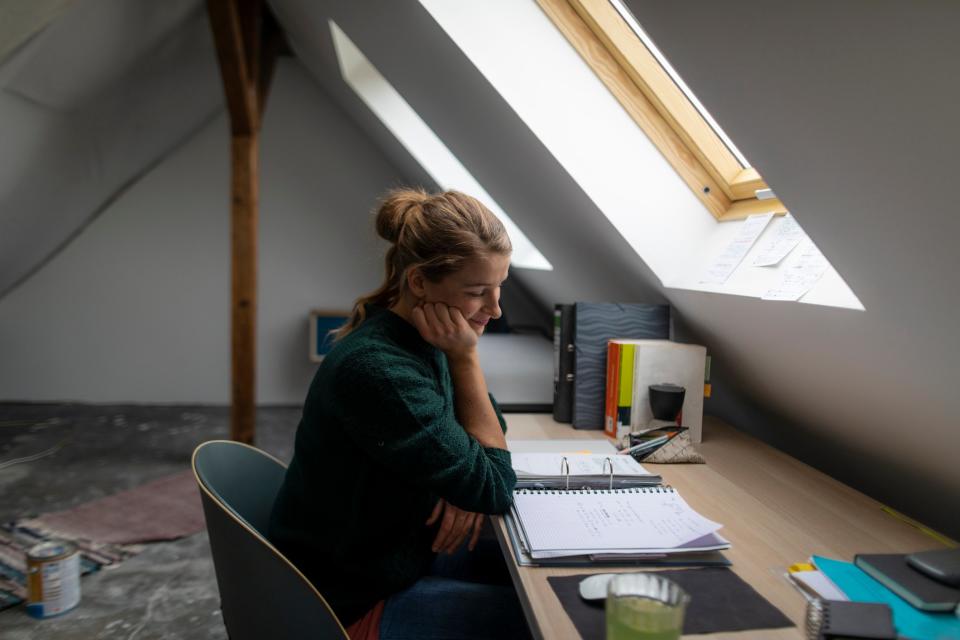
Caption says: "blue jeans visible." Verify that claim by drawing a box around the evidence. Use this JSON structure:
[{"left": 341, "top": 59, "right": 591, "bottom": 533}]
[{"left": 379, "top": 538, "right": 532, "bottom": 640}]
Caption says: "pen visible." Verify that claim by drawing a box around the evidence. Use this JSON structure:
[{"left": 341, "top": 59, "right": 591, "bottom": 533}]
[{"left": 617, "top": 435, "right": 668, "bottom": 455}]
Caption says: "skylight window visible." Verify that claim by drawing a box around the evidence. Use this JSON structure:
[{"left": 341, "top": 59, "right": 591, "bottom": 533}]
[
  {"left": 541, "top": 0, "right": 784, "bottom": 221},
  {"left": 417, "top": 0, "right": 862, "bottom": 310},
  {"left": 608, "top": 0, "right": 750, "bottom": 168},
  {"left": 328, "top": 20, "right": 552, "bottom": 271}
]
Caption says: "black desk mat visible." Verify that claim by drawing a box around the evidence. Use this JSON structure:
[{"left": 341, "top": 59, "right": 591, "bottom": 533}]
[{"left": 547, "top": 568, "right": 794, "bottom": 638}]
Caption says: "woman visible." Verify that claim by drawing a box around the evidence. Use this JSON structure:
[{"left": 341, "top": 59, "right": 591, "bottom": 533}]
[{"left": 269, "top": 188, "right": 529, "bottom": 639}]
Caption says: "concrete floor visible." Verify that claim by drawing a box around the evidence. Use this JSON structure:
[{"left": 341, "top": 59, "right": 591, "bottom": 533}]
[{"left": 0, "top": 403, "right": 300, "bottom": 640}]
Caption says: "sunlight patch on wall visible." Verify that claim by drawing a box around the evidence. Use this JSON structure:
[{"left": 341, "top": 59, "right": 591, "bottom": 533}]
[{"left": 329, "top": 20, "right": 552, "bottom": 271}]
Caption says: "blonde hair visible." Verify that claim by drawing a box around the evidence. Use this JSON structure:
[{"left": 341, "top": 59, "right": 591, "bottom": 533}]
[{"left": 335, "top": 187, "right": 512, "bottom": 340}]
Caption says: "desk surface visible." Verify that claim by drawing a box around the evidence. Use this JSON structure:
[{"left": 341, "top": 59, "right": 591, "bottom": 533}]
[{"left": 497, "top": 414, "right": 940, "bottom": 640}]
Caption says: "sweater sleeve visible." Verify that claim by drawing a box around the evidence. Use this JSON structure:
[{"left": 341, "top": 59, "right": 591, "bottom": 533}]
[
  {"left": 332, "top": 349, "right": 516, "bottom": 514},
  {"left": 489, "top": 393, "right": 508, "bottom": 434}
]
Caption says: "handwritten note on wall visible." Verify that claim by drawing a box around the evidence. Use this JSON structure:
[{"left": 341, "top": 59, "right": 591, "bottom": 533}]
[
  {"left": 700, "top": 213, "right": 774, "bottom": 284},
  {"left": 752, "top": 214, "right": 805, "bottom": 267},
  {"left": 762, "top": 241, "right": 829, "bottom": 301}
]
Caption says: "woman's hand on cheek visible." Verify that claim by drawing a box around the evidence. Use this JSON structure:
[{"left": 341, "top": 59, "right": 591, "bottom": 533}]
[{"left": 411, "top": 302, "right": 478, "bottom": 357}]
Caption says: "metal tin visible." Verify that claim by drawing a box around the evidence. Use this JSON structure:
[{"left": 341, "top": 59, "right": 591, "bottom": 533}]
[{"left": 25, "top": 540, "right": 81, "bottom": 618}]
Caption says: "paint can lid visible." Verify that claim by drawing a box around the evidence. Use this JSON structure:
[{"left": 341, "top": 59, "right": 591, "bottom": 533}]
[{"left": 27, "top": 540, "right": 77, "bottom": 560}]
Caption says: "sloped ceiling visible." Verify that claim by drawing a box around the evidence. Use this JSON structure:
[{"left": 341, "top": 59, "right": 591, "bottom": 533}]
[
  {"left": 267, "top": 0, "right": 667, "bottom": 310},
  {"left": 621, "top": 0, "right": 960, "bottom": 536},
  {"left": 0, "top": 0, "right": 73, "bottom": 63},
  {"left": 269, "top": 0, "right": 960, "bottom": 537},
  {"left": 2, "top": 0, "right": 956, "bottom": 537},
  {"left": 0, "top": 0, "right": 220, "bottom": 299}
]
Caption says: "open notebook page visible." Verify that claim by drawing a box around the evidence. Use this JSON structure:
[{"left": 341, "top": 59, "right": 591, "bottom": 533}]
[{"left": 512, "top": 488, "right": 722, "bottom": 555}]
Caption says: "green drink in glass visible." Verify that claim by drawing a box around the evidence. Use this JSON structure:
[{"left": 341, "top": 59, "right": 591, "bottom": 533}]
[{"left": 606, "top": 573, "right": 690, "bottom": 640}]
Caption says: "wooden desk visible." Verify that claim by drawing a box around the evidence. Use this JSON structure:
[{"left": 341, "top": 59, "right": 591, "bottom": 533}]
[{"left": 497, "top": 414, "right": 940, "bottom": 639}]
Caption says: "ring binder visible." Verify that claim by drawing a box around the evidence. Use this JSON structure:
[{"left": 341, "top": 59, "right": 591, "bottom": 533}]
[
  {"left": 602, "top": 456, "right": 614, "bottom": 490},
  {"left": 513, "top": 452, "right": 662, "bottom": 490}
]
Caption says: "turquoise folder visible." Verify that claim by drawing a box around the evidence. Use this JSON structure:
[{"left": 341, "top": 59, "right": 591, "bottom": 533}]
[{"left": 813, "top": 555, "right": 960, "bottom": 639}]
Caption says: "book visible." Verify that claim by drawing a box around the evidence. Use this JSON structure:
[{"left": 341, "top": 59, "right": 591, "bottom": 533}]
[
  {"left": 509, "top": 486, "right": 729, "bottom": 562},
  {"left": 552, "top": 304, "right": 575, "bottom": 423},
  {"left": 617, "top": 343, "right": 636, "bottom": 433},
  {"left": 603, "top": 339, "right": 648, "bottom": 440},
  {"left": 603, "top": 341, "right": 621, "bottom": 438},
  {"left": 572, "top": 303, "right": 670, "bottom": 430},
  {"left": 627, "top": 340, "right": 707, "bottom": 443},
  {"left": 813, "top": 555, "right": 960, "bottom": 640},
  {"left": 810, "top": 600, "right": 897, "bottom": 640},
  {"left": 510, "top": 452, "right": 661, "bottom": 490},
  {"left": 854, "top": 553, "right": 960, "bottom": 612},
  {"left": 603, "top": 341, "right": 638, "bottom": 439}
]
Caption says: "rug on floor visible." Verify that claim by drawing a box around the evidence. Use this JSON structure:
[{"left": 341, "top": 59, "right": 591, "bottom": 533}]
[
  {"left": 18, "top": 470, "right": 204, "bottom": 545},
  {"left": 0, "top": 469, "right": 205, "bottom": 611}
]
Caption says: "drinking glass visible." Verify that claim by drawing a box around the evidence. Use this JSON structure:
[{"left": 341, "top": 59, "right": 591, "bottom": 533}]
[{"left": 606, "top": 573, "right": 690, "bottom": 640}]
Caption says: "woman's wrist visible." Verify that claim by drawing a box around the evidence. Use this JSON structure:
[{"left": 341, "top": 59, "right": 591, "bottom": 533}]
[{"left": 445, "top": 347, "right": 480, "bottom": 370}]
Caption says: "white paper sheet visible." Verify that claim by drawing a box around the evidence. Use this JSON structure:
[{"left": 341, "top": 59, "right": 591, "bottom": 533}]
[
  {"left": 762, "top": 241, "right": 829, "bottom": 301},
  {"left": 511, "top": 453, "right": 649, "bottom": 478},
  {"left": 507, "top": 439, "right": 618, "bottom": 454},
  {"left": 700, "top": 212, "right": 775, "bottom": 284},
  {"left": 752, "top": 214, "right": 805, "bottom": 266},
  {"left": 788, "top": 570, "right": 849, "bottom": 601},
  {"left": 512, "top": 488, "right": 723, "bottom": 555}
]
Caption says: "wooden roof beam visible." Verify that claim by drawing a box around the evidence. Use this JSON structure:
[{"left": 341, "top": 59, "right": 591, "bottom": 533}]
[{"left": 206, "top": 0, "right": 283, "bottom": 444}]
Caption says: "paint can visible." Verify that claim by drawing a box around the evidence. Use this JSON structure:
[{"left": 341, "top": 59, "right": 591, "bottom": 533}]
[{"left": 25, "top": 540, "right": 81, "bottom": 618}]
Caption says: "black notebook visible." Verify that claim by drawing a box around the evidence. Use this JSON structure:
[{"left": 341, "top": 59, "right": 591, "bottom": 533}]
[
  {"left": 854, "top": 553, "right": 960, "bottom": 612},
  {"left": 813, "top": 600, "right": 897, "bottom": 639}
]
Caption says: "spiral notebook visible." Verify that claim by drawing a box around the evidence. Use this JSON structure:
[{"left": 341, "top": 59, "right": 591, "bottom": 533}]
[{"left": 509, "top": 486, "right": 729, "bottom": 561}]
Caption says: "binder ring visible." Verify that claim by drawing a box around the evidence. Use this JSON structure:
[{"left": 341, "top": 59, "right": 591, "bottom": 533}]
[
  {"left": 603, "top": 457, "right": 614, "bottom": 490},
  {"left": 560, "top": 456, "right": 570, "bottom": 491}
]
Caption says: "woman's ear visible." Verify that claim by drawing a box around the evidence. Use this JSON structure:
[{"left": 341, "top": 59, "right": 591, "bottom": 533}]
[{"left": 406, "top": 267, "right": 427, "bottom": 299}]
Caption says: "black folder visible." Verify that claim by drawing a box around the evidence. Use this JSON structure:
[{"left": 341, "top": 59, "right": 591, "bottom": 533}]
[{"left": 854, "top": 553, "right": 960, "bottom": 612}]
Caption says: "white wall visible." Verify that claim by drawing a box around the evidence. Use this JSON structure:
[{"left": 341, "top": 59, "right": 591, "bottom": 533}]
[{"left": 0, "top": 60, "right": 403, "bottom": 404}]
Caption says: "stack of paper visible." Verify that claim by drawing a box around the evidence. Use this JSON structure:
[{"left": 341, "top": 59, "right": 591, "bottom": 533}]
[
  {"left": 506, "top": 486, "right": 729, "bottom": 567},
  {"left": 511, "top": 452, "right": 661, "bottom": 489}
]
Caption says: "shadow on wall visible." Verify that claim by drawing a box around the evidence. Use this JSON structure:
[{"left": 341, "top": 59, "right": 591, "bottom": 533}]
[{"left": 703, "top": 358, "right": 959, "bottom": 541}]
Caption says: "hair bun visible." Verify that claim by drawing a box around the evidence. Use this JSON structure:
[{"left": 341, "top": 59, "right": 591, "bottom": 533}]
[{"left": 376, "top": 188, "right": 430, "bottom": 243}]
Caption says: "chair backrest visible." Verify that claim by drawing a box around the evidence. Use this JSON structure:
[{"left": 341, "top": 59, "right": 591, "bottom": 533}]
[{"left": 192, "top": 440, "right": 348, "bottom": 640}]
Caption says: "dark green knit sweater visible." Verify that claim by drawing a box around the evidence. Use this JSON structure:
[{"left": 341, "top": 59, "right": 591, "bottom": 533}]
[{"left": 268, "top": 305, "right": 516, "bottom": 626}]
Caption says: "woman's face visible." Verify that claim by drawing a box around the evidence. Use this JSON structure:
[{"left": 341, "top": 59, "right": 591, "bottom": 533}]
[{"left": 419, "top": 253, "right": 511, "bottom": 336}]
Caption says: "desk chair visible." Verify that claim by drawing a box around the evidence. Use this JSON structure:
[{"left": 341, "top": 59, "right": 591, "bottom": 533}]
[{"left": 192, "top": 440, "right": 348, "bottom": 640}]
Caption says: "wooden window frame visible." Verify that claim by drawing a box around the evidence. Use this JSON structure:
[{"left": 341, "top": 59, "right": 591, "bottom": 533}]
[{"left": 536, "top": 0, "right": 786, "bottom": 221}]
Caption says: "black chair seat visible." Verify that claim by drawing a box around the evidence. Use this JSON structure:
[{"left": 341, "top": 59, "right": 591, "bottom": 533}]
[{"left": 192, "top": 440, "right": 348, "bottom": 640}]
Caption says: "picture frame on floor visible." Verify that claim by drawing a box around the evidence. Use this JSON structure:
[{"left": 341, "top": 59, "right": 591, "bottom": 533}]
[{"left": 308, "top": 310, "right": 349, "bottom": 363}]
